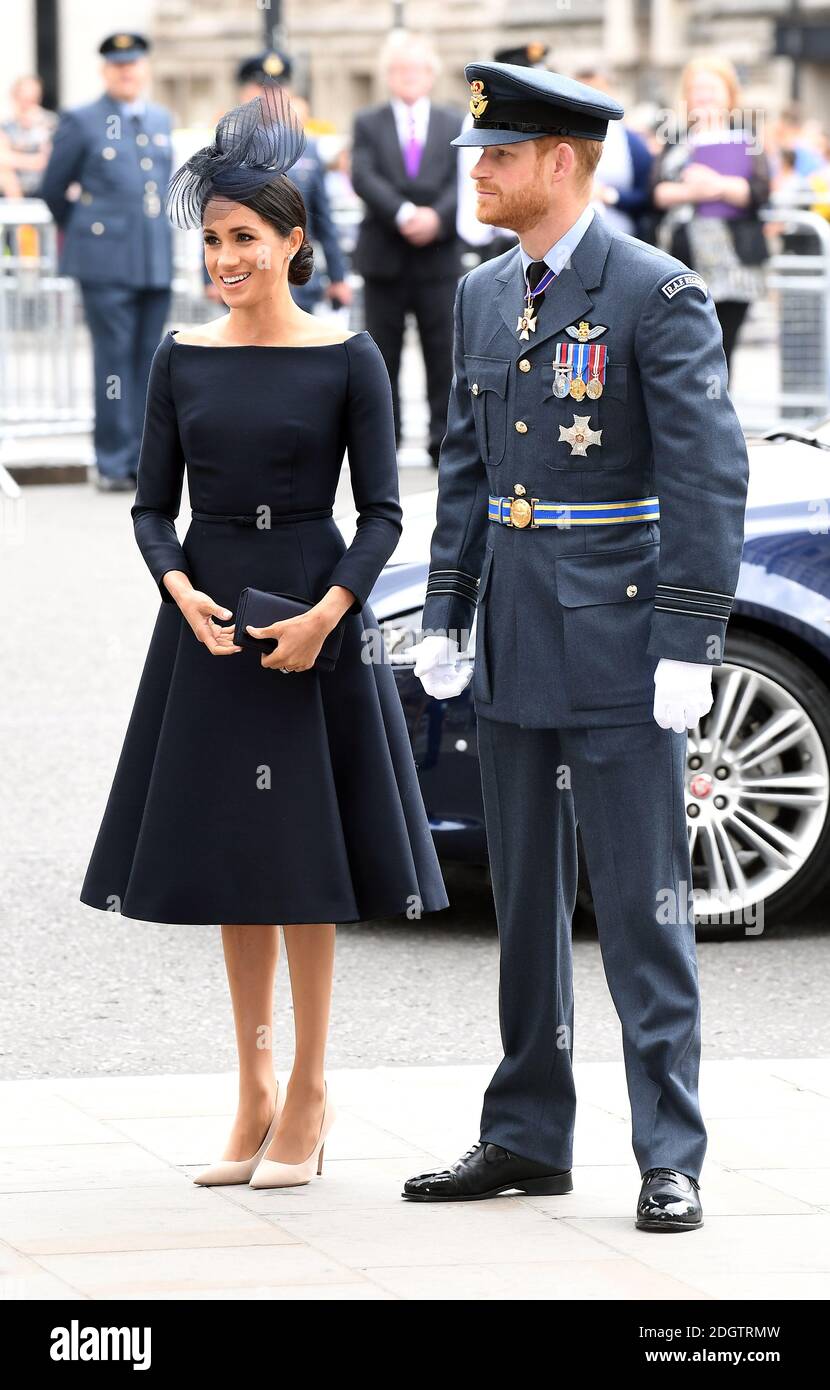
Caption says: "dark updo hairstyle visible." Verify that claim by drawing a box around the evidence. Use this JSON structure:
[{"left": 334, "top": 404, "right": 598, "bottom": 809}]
[{"left": 211, "top": 176, "right": 314, "bottom": 286}]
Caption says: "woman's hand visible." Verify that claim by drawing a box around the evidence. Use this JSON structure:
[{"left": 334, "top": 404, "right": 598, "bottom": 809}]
[
  {"left": 177, "top": 587, "right": 242, "bottom": 655},
  {"left": 246, "top": 610, "right": 330, "bottom": 672},
  {"left": 681, "top": 162, "right": 729, "bottom": 200}
]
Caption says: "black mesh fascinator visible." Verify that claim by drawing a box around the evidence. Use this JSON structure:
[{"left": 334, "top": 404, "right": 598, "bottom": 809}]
[{"left": 166, "top": 85, "right": 307, "bottom": 229}]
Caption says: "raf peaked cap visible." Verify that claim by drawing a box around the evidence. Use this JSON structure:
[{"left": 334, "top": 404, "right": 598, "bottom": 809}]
[
  {"left": 452, "top": 61, "right": 624, "bottom": 147},
  {"left": 492, "top": 43, "right": 550, "bottom": 68},
  {"left": 236, "top": 49, "right": 293, "bottom": 85},
  {"left": 99, "top": 33, "right": 150, "bottom": 63}
]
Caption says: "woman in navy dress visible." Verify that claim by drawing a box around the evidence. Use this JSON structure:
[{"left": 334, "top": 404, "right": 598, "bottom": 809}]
[{"left": 80, "top": 88, "right": 448, "bottom": 1189}]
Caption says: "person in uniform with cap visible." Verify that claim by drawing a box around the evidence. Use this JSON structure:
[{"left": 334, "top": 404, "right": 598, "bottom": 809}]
[
  {"left": 39, "top": 34, "right": 174, "bottom": 491},
  {"left": 236, "top": 49, "right": 351, "bottom": 317},
  {"left": 402, "top": 62, "right": 749, "bottom": 1230}
]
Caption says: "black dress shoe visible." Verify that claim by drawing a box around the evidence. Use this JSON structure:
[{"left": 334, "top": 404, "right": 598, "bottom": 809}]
[
  {"left": 402, "top": 1141, "right": 573, "bottom": 1202},
  {"left": 636, "top": 1167, "right": 703, "bottom": 1232}
]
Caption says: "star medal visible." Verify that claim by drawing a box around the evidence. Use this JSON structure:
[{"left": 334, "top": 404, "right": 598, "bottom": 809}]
[
  {"left": 559, "top": 414, "right": 602, "bottom": 457},
  {"left": 518, "top": 262, "right": 557, "bottom": 340},
  {"left": 585, "top": 342, "right": 607, "bottom": 399}
]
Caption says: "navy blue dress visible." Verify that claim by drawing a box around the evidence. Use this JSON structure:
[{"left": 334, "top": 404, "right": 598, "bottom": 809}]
[{"left": 80, "top": 329, "right": 449, "bottom": 925}]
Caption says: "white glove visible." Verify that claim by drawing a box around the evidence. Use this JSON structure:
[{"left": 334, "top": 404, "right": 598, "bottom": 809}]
[
  {"left": 653, "top": 657, "right": 714, "bottom": 732},
  {"left": 411, "top": 634, "right": 473, "bottom": 699}
]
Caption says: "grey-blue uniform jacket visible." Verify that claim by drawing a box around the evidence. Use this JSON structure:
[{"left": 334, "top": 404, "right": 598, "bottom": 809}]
[
  {"left": 422, "top": 211, "right": 749, "bottom": 728},
  {"left": 39, "top": 94, "right": 173, "bottom": 289}
]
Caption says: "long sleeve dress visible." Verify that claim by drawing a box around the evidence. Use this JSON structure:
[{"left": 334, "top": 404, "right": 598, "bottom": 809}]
[{"left": 79, "top": 329, "right": 450, "bottom": 925}]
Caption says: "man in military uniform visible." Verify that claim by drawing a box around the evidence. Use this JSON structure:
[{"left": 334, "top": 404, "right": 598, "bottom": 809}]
[
  {"left": 40, "top": 33, "right": 173, "bottom": 491},
  {"left": 403, "top": 64, "right": 749, "bottom": 1230},
  {"left": 236, "top": 49, "right": 351, "bottom": 317}
]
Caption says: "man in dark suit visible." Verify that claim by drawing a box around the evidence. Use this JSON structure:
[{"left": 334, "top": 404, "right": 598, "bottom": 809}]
[
  {"left": 351, "top": 35, "right": 463, "bottom": 466},
  {"left": 39, "top": 33, "right": 173, "bottom": 491}
]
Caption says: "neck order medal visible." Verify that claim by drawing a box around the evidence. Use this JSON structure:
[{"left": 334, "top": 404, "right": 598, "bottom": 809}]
[{"left": 518, "top": 262, "right": 557, "bottom": 340}]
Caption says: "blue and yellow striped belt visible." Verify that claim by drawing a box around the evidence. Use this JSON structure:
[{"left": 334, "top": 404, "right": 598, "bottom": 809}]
[{"left": 488, "top": 493, "right": 660, "bottom": 529}]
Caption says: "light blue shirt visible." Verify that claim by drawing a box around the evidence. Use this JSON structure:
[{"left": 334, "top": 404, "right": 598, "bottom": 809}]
[{"left": 518, "top": 203, "right": 595, "bottom": 278}]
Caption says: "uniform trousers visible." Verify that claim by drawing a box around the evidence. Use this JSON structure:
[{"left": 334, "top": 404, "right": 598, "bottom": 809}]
[
  {"left": 475, "top": 712, "right": 707, "bottom": 1181},
  {"left": 81, "top": 285, "right": 171, "bottom": 480}
]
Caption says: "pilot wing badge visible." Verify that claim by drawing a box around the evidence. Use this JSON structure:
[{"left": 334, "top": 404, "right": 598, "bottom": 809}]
[{"left": 565, "top": 321, "right": 608, "bottom": 341}]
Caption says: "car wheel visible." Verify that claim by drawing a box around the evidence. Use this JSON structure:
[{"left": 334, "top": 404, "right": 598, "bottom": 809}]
[{"left": 688, "top": 630, "right": 830, "bottom": 928}]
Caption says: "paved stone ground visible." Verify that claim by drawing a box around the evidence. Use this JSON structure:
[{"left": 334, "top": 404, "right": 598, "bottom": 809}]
[{"left": 1, "top": 1060, "right": 829, "bottom": 1301}]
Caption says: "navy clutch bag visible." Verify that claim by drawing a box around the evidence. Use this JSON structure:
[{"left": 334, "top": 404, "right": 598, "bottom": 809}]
[{"left": 233, "top": 587, "right": 346, "bottom": 671}]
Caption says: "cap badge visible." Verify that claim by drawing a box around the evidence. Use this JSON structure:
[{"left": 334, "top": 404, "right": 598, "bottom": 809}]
[
  {"left": 263, "top": 53, "right": 285, "bottom": 77},
  {"left": 469, "top": 79, "right": 488, "bottom": 119},
  {"left": 113, "top": 34, "right": 132, "bottom": 48}
]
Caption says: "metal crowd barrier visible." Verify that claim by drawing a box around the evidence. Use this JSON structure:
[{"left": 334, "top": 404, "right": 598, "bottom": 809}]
[
  {"left": 0, "top": 200, "right": 89, "bottom": 441},
  {"left": 723, "top": 203, "right": 830, "bottom": 430}
]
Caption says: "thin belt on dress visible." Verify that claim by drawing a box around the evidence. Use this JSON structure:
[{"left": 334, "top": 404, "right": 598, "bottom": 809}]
[{"left": 191, "top": 508, "right": 334, "bottom": 526}]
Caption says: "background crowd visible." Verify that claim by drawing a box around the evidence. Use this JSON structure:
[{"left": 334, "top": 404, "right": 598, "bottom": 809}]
[{"left": 3, "top": 30, "right": 830, "bottom": 487}]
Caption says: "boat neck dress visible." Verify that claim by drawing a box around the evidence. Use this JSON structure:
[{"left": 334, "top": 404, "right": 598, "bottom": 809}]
[{"left": 79, "top": 328, "right": 450, "bottom": 926}]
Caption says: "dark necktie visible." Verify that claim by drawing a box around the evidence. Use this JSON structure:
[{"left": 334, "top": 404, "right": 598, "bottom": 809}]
[{"left": 525, "top": 258, "right": 549, "bottom": 312}]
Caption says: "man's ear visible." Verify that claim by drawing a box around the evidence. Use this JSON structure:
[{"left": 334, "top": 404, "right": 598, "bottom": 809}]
[{"left": 545, "top": 138, "right": 577, "bottom": 184}]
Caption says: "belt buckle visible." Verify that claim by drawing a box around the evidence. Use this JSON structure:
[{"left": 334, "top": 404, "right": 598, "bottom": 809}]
[{"left": 507, "top": 494, "right": 539, "bottom": 529}]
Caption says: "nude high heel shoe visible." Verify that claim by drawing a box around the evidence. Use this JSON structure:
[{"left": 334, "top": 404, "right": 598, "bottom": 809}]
[
  {"left": 193, "top": 1082, "right": 283, "bottom": 1186},
  {"left": 249, "top": 1082, "right": 336, "bottom": 1189}
]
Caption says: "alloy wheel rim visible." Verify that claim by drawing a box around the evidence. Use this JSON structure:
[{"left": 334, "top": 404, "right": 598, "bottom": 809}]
[{"left": 687, "top": 660, "right": 829, "bottom": 918}]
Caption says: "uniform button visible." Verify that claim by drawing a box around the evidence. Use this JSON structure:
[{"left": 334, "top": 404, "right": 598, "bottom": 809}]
[
  {"left": 145, "top": 180, "right": 157, "bottom": 193},
  {"left": 515, "top": 420, "right": 528, "bottom": 434},
  {"left": 471, "top": 383, "right": 479, "bottom": 395},
  {"left": 140, "top": 157, "right": 153, "bottom": 170},
  {"left": 518, "top": 358, "right": 531, "bottom": 372},
  {"left": 136, "top": 132, "right": 150, "bottom": 146},
  {"left": 102, "top": 146, "right": 116, "bottom": 160},
  {"left": 91, "top": 221, "right": 105, "bottom": 235},
  {"left": 626, "top": 584, "right": 638, "bottom": 597}
]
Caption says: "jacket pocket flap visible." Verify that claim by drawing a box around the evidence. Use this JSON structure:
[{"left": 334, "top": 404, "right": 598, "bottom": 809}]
[
  {"left": 465, "top": 356, "right": 510, "bottom": 398},
  {"left": 555, "top": 543, "right": 658, "bottom": 608}
]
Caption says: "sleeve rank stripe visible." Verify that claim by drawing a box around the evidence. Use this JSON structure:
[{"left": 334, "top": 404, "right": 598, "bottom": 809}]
[
  {"left": 425, "top": 578, "right": 479, "bottom": 596},
  {"left": 654, "top": 593, "right": 732, "bottom": 611},
  {"left": 653, "top": 604, "right": 730, "bottom": 619},
  {"left": 656, "top": 583, "right": 734, "bottom": 600}
]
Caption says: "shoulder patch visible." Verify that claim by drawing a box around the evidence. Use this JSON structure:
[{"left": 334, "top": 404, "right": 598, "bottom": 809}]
[{"left": 659, "top": 272, "right": 708, "bottom": 301}]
